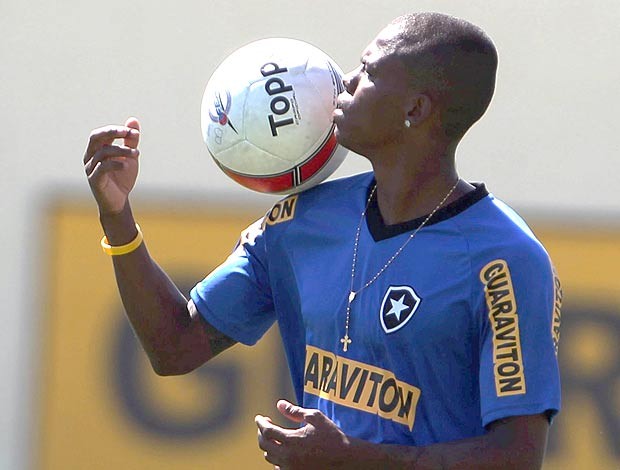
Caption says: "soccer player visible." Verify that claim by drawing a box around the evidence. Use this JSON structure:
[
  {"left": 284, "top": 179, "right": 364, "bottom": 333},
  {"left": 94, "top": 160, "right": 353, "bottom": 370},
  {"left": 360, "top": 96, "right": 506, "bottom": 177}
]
[{"left": 83, "top": 12, "right": 561, "bottom": 469}]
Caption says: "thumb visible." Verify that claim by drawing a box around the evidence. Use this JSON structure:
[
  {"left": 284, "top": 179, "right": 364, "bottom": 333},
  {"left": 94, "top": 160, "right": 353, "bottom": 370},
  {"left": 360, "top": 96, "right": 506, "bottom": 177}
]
[
  {"left": 124, "top": 116, "right": 141, "bottom": 149},
  {"left": 125, "top": 116, "right": 140, "bottom": 131},
  {"left": 276, "top": 399, "right": 306, "bottom": 424}
]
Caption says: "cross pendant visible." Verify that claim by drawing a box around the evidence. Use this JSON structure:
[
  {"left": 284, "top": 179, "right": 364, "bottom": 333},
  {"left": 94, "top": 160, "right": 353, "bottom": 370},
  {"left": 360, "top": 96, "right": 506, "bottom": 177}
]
[{"left": 340, "top": 334, "right": 352, "bottom": 352}]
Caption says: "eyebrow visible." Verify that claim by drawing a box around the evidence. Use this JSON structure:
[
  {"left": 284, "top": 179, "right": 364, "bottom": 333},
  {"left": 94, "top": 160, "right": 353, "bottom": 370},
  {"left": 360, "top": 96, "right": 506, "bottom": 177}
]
[{"left": 361, "top": 54, "right": 379, "bottom": 70}]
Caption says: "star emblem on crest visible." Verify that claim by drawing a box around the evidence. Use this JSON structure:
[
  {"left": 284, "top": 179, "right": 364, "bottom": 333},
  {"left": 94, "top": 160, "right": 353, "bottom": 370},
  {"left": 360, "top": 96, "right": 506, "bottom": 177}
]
[
  {"left": 380, "top": 285, "right": 421, "bottom": 334},
  {"left": 386, "top": 294, "right": 410, "bottom": 321}
]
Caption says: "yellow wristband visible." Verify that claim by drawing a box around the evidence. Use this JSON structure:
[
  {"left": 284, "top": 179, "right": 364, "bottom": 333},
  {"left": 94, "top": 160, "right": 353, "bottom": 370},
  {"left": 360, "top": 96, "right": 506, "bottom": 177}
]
[{"left": 101, "top": 224, "right": 144, "bottom": 256}]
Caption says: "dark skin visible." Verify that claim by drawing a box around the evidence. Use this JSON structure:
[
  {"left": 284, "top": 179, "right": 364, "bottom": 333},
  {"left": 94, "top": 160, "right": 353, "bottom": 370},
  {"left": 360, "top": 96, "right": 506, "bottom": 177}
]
[
  {"left": 83, "top": 16, "right": 550, "bottom": 470},
  {"left": 333, "top": 22, "right": 475, "bottom": 225},
  {"left": 83, "top": 119, "right": 235, "bottom": 375},
  {"left": 255, "top": 401, "right": 549, "bottom": 469},
  {"left": 256, "top": 20, "right": 550, "bottom": 469}
]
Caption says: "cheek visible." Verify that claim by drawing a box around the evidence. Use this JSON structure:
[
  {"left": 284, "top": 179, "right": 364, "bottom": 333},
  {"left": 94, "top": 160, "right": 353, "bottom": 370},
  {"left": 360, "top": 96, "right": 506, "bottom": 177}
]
[
  {"left": 342, "top": 84, "right": 404, "bottom": 142},
  {"left": 352, "top": 84, "right": 377, "bottom": 109},
  {"left": 353, "top": 85, "right": 399, "bottom": 120},
  {"left": 346, "top": 91, "right": 381, "bottom": 128}
]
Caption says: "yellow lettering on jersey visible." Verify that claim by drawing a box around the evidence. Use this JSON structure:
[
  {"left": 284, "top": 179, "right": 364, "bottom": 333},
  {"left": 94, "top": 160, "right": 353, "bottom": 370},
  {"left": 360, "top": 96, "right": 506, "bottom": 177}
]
[
  {"left": 480, "top": 260, "right": 526, "bottom": 397},
  {"left": 264, "top": 195, "right": 298, "bottom": 227},
  {"left": 551, "top": 265, "right": 562, "bottom": 355},
  {"left": 304, "top": 345, "right": 421, "bottom": 430}
]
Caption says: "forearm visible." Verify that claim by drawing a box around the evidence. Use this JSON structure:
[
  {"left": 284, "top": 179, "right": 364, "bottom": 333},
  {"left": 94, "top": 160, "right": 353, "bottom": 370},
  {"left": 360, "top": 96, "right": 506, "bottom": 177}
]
[
  {"left": 349, "top": 437, "right": 512, "bottom": 469},
  {"left": 100, "top": 203, "right": 203, "bottom": 375},
  {"left": 347, "top": 415, "right": 546, "bottom": 470}
]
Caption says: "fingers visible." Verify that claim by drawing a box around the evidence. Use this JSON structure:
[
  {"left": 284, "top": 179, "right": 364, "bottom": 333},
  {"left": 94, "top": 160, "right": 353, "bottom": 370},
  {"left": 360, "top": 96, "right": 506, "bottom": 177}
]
[
  {"left": 84, "top": 145, "right": 139, "bottom": 176},
  {"left": 277, "top": 400, "right": 323, "bottom": 425},
  {"left": 88, "top": 159, "right": 127, "bottom": 181},
  {"left": 255, "top": 415, "right": 288, "bottom": 444},
  {"left": 84, "top": 122, "right": 140, "bottom": 164},
  {"left": 256, "top": 415, "right": 286, "bottom": 466},
  {"left": 258, "top": 437, "right": 281, "bottom": 463},
  {"left": 277, "top": 400, "right": 305, "bottom": 424},
  {"left": 124, "top": 117, "right": 141, "bottom": 149},
  {"left": 125, "top": 116, "right": 140, "bottom": 131}
]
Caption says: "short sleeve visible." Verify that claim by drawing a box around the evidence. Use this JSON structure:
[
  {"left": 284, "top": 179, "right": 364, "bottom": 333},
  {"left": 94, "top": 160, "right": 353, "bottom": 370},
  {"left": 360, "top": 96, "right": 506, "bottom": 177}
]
[
  {"left": 477, "top": 247, "right": 562, "bottom": 427},
  {"left": 190, "top": 219, "right": 276, "bottom": 346}
]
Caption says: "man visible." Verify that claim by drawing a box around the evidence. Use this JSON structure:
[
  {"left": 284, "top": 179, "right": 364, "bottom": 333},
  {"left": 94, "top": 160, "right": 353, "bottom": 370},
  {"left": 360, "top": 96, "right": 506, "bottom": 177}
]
[{"left": 83, "top": 12, "right": 561, "bottom": 469}]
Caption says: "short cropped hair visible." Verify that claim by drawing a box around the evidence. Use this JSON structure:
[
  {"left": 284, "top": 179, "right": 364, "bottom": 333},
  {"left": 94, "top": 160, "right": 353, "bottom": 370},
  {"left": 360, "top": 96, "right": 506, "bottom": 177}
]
[{"left": 390, "top": 13, "right": 498, "bottom": 140}]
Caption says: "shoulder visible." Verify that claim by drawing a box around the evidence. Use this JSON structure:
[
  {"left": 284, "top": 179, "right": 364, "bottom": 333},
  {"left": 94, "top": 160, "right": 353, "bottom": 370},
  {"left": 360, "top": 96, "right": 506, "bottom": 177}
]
[
  {"left": 262, "top": 172, "right": 374, "bottom": 229},
  {"left": 457, "top": 189, "right": 548, "bottom": 254},
  {"left": 453, "top": 188, "right": 554, "bottom": 281}
]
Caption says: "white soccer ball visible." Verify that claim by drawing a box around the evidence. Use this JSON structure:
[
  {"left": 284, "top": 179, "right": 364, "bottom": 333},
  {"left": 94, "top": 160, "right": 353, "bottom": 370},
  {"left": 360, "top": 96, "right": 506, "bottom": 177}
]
[{"left": 201, "top": 37, "right": 348, "bottom": 194}]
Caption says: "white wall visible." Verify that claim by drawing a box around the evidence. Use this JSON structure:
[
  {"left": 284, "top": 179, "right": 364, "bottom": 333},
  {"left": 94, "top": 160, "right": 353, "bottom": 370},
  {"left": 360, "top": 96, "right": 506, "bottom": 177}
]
[{"left": 1, "top": 1, "right": 619, "bottom": 468}]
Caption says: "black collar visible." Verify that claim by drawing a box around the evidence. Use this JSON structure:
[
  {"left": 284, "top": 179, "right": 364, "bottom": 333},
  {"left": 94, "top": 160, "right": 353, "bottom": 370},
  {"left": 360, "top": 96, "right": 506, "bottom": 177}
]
[{"left": 366, "top": 182, "right": 489, "bottom": 241}]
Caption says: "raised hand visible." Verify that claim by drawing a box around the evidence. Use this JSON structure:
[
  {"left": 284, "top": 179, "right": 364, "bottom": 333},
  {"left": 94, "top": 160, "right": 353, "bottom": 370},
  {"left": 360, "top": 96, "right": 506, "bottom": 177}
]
[{"left": 83, "top": 117, "right": 141, "bottom": 215}]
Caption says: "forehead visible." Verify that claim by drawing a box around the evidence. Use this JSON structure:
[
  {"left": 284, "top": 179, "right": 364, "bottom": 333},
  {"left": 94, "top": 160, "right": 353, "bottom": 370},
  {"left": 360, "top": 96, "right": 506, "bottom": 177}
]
[
  {"left": 362, "top": 23, "right": 404, "bottom": 61},
  {"left": 361, "top": 24, "right": 408, "bottom": 73}
]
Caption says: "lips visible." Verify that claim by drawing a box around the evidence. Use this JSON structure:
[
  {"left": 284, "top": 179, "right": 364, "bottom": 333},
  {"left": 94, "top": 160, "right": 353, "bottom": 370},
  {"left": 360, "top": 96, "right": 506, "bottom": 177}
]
[
  {"left": 336, "top": 94, "right": 349, "bottom": 111},
  {"left": 334, "top": 95, "right": 350, "bottom": 115},
  {"left": 332, "top": 107, "right": 345, "bottom": 123},
  {"left": 333, "top": 92, "right": 353, "bottom": 125}
]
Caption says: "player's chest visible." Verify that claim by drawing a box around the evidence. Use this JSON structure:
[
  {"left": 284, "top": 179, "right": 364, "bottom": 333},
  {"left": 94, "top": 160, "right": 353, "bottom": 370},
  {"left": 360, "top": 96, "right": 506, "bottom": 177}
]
[{"left": 291, "top": 231, "right": 477, "bottom": 350}]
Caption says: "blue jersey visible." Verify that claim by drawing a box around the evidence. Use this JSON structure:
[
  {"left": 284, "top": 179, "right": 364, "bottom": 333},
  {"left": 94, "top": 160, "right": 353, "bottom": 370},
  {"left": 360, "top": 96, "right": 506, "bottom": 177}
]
[{"left": 190, "top": 172, "right": 562, "bottom": 446}]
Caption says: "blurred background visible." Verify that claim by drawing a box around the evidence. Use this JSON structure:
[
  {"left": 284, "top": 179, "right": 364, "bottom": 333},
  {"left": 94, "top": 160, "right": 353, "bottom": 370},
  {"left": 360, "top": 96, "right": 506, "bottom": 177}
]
[{"left": 1, "top": 0, "right": 619, "bottom": 468}]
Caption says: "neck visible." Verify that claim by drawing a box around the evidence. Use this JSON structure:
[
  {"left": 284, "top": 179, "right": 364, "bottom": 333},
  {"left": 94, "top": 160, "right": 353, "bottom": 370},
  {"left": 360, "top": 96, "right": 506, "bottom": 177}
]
[{"left": 369, "top": 142, "right": 471, "bottom": 225}]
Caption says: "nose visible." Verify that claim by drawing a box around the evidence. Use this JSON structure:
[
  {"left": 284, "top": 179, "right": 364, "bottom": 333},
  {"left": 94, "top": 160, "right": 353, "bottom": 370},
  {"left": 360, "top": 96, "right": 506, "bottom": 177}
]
[{"left": 342, "top": 66, "right": 361, "bottom": 95}]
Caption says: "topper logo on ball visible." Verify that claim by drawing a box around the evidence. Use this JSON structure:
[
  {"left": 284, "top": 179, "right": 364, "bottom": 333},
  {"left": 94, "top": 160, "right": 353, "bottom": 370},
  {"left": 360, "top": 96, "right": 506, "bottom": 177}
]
[
  {"left": 260, "top": 62, "right": 295, "bottom": 136},
  {"left": 209, "top": 90, "right": 238, "bottom": 134}
]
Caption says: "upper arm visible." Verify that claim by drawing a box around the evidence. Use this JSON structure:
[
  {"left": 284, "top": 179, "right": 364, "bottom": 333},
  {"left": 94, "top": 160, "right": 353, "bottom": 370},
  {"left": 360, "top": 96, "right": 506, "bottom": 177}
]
[
  {"left": 189, "top": 299, "right": 238, "bottom": 359},
  {"left": 153, "top": 299, "right": 237, "bottom": 376},
  {"left": 477, "top": 247, "right": 562, "bottom": 427},
  {"left": 189, "top": 219, "right": 277, "bottom": 347}
]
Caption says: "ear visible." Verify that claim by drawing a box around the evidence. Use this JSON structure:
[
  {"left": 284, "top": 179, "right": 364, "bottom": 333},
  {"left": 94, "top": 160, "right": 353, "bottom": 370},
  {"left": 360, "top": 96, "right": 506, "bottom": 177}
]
[{"left": 405, "top": 93, "right": 433, "bottom": 126}]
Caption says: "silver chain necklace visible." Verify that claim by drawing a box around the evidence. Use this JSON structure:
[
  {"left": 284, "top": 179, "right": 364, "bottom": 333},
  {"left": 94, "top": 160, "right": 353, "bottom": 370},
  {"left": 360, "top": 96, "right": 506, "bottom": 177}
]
[{"left": 340, "top": 179, "right": 460, "bottom": 352}]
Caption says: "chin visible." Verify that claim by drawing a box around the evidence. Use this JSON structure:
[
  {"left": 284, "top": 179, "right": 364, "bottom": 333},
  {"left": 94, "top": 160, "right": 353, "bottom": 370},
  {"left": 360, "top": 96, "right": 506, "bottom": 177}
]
[
  {"left": 335, "top": 121, "right": 377, "bottom": 159},
  {"left": 334, "top": 124, "right": 354, "bottom": 147},
  {"left": 334, "top": 128, "right": 362, "bottom": 155},
  {"left": 334, "top": 131, "right": 353, "bottom": 154}
]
